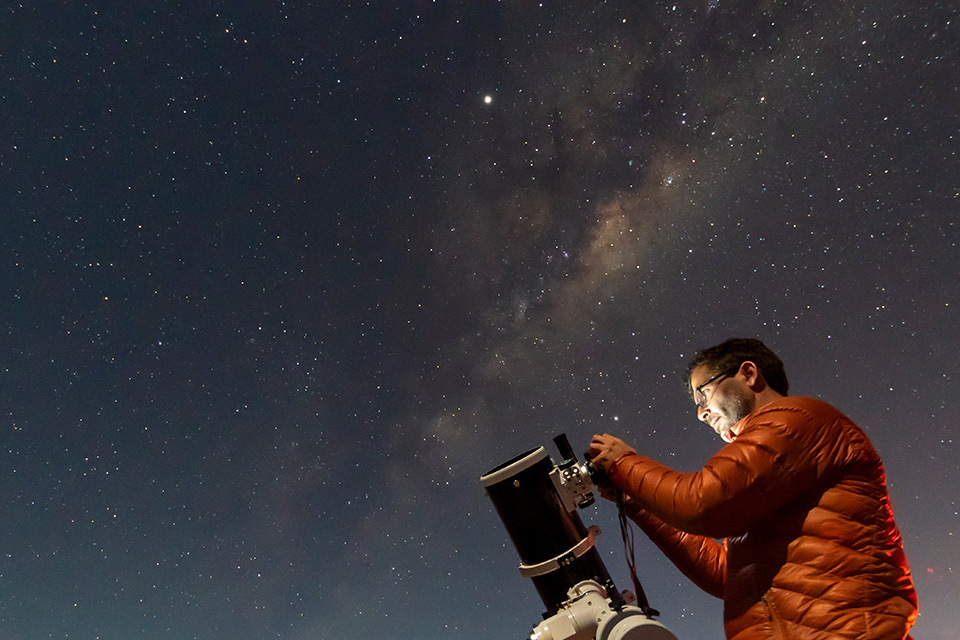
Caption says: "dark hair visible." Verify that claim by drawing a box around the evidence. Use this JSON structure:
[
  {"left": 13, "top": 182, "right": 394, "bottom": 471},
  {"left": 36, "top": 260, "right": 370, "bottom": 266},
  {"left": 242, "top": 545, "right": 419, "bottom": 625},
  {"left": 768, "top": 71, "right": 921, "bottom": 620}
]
[{"left": 684, "top": 338, "right": 789, "bottom": 396}]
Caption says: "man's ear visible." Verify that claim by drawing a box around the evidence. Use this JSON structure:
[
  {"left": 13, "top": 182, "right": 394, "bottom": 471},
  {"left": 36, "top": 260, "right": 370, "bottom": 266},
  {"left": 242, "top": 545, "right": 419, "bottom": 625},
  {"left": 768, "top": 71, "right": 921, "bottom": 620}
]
[{"left": 739, "top": 361, "right": 765, "bottom": 391}]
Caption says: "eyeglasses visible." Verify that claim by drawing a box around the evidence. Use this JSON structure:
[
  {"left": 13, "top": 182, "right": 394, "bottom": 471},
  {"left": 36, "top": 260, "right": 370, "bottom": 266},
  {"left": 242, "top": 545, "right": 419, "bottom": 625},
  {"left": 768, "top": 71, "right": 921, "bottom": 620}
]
[{"left": 693, "top": 367, "right": 739, "bottom": 408}]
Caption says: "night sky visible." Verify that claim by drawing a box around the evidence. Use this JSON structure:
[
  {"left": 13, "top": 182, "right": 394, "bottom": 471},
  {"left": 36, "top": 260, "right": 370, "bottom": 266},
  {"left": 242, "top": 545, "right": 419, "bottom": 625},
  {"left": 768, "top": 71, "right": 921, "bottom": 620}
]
[{"left": 2, "top": 2, "right": 957, "bottom": 639}]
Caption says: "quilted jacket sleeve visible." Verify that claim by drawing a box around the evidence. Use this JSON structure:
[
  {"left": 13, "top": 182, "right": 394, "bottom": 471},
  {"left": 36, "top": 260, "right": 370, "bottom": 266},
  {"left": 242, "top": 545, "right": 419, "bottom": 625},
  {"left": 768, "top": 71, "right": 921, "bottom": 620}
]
[
  {"left": 623, "top": 501, "right": 727, "bottom": 599},
  {"left": 607, "top": 402, "right": 829, "bottom": 539}
]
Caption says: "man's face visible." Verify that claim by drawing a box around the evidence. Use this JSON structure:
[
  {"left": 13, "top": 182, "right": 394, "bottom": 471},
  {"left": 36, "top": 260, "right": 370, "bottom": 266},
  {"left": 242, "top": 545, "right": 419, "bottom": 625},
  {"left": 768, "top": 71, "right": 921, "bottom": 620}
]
[{"left": 690, "top": 364, "right": 751, "bottom": 443}]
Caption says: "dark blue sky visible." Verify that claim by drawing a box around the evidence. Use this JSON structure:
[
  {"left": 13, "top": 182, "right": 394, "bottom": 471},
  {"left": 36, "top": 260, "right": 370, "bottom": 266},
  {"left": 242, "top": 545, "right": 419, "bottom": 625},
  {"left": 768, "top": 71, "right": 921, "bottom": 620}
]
[{"left": 2, "top": 2, "right": 957, "bottom": 639}]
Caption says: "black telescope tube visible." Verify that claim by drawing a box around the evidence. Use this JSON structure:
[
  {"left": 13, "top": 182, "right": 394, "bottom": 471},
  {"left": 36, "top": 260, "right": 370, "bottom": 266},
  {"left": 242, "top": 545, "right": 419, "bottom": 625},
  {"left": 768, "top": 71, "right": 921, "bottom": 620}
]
[{"left": 481, "top": 446, "right": 615, "bottom": 615}]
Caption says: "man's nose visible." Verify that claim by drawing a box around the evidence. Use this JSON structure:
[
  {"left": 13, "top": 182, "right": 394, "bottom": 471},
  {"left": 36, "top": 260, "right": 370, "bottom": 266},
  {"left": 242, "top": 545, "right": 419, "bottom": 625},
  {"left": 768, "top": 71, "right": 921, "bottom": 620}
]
[{"left": 697, "top": 404, "right": 711, "bottom": 423}]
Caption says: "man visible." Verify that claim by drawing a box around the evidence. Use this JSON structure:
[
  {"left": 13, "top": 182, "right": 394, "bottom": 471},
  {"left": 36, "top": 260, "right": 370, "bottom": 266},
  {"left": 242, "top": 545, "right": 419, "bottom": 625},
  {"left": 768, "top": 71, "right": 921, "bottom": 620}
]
[{"left": 588, "top": 338, "right": 917, "bottom": 640}]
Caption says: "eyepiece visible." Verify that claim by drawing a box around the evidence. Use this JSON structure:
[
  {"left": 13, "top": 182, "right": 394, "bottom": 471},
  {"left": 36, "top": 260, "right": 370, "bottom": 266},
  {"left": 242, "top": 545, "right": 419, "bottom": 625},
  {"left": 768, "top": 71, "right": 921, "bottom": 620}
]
[{"left": 552, "top": 434, "right": 576, "bottom": 467}]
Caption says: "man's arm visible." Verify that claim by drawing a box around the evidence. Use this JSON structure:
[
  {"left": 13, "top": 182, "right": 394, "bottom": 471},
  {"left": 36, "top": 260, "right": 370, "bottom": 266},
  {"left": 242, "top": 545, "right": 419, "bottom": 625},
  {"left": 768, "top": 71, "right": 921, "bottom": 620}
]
[
  {"left": 620, "top": 499, "right": 726, "bottom": 599},
  {"left": 590, "top": 405, "right": 823, "bottom": 538}
]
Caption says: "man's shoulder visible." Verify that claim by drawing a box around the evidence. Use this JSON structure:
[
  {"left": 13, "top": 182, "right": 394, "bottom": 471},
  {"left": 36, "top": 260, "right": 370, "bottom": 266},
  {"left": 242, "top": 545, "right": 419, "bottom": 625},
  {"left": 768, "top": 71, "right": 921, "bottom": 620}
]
[
  {"left": 761, "top": 395, "right": 839, "bottom": 413},
  {"left": 748, "top": 396, "right": 851, "bottom": 430},
  {"left": 744, "top": 397, "right": 879, "bottom": 467}
]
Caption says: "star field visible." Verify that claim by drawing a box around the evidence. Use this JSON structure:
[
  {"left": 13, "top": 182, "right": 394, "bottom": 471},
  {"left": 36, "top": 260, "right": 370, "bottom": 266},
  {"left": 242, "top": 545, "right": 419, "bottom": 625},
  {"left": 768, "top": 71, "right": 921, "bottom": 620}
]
[{"left": 1, "top": 2, "right": 958, "bottom": 639}]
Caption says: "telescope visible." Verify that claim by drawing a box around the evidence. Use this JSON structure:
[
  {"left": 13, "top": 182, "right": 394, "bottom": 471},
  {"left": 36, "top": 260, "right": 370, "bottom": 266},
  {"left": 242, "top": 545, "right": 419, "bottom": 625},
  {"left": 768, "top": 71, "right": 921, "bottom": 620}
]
[{"left": 481, "top": 435, "right": 678, "bottom": 640}]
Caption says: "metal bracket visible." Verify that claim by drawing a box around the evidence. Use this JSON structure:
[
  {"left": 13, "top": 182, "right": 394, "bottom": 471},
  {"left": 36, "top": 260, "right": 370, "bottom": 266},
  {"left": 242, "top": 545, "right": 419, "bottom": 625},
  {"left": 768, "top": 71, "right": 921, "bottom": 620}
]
[{"left": 517, "top": 525, "right": 601, "bottom": 578}]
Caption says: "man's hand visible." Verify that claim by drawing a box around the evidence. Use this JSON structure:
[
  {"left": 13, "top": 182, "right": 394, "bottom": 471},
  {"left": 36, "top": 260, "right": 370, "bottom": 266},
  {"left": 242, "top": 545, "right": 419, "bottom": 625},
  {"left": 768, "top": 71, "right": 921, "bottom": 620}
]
[
  {"left": 588, "top": 433, "right": 637, "bottom": 472},
  {"left": 594, "top": 479, "right": 620, "bottom": 503}
]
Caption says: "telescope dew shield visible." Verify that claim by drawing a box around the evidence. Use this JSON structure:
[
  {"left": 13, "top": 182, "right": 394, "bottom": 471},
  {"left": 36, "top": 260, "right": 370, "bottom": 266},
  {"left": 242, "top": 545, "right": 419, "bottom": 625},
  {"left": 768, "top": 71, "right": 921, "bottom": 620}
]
[{"left": 481, "top": 446, "right": 614, "bottom": 615}]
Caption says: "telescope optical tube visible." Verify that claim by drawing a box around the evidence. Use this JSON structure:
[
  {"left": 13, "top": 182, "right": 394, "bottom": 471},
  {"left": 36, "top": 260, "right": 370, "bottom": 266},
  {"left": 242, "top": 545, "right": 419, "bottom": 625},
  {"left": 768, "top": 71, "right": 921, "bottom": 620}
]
[{"left": 481, "top": 446, "right": 615, "bottom": 615}]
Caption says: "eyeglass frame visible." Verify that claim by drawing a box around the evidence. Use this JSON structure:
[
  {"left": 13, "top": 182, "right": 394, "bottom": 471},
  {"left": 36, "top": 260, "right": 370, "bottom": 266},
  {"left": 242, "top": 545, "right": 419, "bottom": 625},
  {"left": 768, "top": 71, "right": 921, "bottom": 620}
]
[{"left": 693, "top": 365, "right": 741, "bottom": 408}]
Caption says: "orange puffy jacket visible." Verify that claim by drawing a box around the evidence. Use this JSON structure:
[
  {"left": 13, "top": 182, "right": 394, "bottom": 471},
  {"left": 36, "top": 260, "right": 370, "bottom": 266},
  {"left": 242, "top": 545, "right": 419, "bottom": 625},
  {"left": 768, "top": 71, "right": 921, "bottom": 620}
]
[{"left": 608, "top": 396, "right": 917, "bottom": 640}]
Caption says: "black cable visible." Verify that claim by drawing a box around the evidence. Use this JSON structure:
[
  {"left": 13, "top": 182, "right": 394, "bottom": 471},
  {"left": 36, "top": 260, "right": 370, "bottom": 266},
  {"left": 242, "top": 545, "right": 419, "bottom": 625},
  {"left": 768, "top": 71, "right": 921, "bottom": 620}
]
[{"left": 615, "top": 489, "right": 660, "bottom": 618}]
